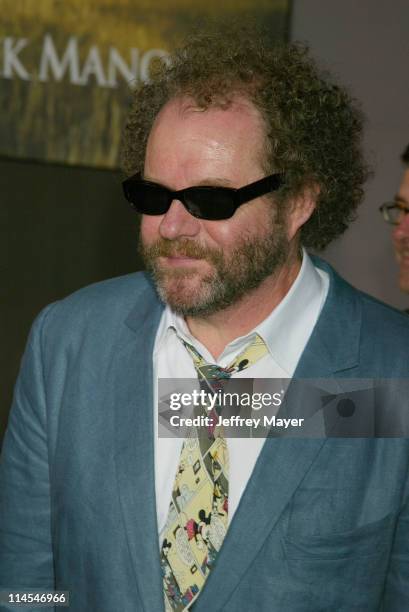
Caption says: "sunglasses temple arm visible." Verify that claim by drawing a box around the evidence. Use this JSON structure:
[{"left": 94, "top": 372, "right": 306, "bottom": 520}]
[{"left": 236, "top": 174, "right": 283, "bottom": 204}]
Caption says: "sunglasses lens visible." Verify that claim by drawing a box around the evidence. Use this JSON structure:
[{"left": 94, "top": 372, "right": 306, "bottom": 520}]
[
  {"left": 123, "top": 179, "right": 238, "bottom": 220},
  {"left": 184, "top": 188, "right": 236, "bottom": 220},
  {"left": 123, "top": 181, "right": 170, "bottom": 215}
]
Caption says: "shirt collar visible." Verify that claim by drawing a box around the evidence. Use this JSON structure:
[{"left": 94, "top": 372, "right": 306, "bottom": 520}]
[{"left": 253, "top": 249, "right": 327, "bottom": 373}]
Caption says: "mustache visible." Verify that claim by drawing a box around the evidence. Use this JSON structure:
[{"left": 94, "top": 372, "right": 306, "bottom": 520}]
[{"left": 140, "top": 239, "right": 222, "bottom": 263}]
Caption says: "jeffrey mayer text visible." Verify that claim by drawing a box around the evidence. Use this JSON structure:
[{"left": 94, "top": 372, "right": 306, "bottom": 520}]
[{"left": 169, "top": 414, "right": 304, "bottom": 429}]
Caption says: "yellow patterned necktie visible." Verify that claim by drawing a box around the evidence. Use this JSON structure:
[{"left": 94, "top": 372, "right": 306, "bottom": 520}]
[{"left": 161, "top": 333, "right": 268, "bottom": 611}]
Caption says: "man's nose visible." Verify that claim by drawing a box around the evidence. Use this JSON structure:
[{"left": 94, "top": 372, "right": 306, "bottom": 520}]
[{"left": 159, "top": 199, "right": 201, "bottom": 240}]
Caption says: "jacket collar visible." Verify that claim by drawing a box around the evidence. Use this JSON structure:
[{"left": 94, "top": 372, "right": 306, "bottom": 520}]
[{"left": 294, "top": 255, "right": 362, "bottom": 377}]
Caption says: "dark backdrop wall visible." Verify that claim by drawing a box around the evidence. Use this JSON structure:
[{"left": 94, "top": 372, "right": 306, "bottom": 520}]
[{"left": 1, "top": 158, "right": 142, "bottom": 443}]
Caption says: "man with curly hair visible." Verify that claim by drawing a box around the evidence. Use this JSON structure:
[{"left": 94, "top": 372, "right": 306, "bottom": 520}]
[{"left": 1, "top": 27, "right": 409, "bottom": 611}]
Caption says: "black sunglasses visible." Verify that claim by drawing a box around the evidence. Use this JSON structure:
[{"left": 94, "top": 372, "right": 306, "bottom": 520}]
[{"left": 122, "top": 172, "right": 284, "bottom": 221}]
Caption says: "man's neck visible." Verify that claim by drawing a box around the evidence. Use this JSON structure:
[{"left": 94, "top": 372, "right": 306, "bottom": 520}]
[{"left": 185, "top": 256, "right": 302, "bottom": 360}]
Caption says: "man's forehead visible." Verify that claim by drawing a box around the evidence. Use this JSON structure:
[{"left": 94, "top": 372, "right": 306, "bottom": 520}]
[
  {"left": 144, "top": 94, "right": 267, "bottom": 177},
  {"left": 151, "top": 95, "right": 264, "bottom": 134}
]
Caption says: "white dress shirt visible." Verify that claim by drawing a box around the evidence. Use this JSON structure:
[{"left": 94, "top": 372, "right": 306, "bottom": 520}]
[{"left": 153, "top": 250, "right": 329, "bottom": 541}]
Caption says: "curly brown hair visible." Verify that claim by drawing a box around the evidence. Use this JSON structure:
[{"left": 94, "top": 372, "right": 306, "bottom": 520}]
[{"left": 122, "top": 26, "right": 369, "bottom": 250}]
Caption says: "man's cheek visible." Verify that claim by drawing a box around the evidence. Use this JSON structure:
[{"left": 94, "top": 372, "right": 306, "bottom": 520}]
[
  {"left": 140, "top": 217, "right": 159, "bottom": 244},
  {"left": 392, "top": 233, "right": 403, "bottom": 257}
]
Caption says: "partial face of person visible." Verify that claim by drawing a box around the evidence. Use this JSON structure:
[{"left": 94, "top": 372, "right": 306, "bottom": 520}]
[
  {"left": 392, "top": 169, "right": 409, "bottom": 293},
  {"left": 139, "top": 96, "right": 306, "bottom": 316}
]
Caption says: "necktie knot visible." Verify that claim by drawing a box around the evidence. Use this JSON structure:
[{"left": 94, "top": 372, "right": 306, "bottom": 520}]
[{"left": 177, "top": 331, "right": 269, "bottom": 381}]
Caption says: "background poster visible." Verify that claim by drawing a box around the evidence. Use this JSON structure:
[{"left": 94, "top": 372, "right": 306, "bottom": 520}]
[{"left": 0, "top": 0, "right": 290, "bottom": 169}]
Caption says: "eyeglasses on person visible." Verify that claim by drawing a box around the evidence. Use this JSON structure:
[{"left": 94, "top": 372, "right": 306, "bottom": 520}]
[
  {"left": 122, "top": 172, "right": 284, "bottom": 221},
  {"left": 379, "top": 201, "right": 409, "bottom": 225}
]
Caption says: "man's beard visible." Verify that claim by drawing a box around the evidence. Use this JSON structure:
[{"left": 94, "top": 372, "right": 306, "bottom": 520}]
[{"left": 139, "top": 220, "right": 290, "bottom": 317}]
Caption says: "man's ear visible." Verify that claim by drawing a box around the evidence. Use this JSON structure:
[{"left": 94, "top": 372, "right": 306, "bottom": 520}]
[{"left": 286, "top": 184, "right": 320, "bottom": 241}]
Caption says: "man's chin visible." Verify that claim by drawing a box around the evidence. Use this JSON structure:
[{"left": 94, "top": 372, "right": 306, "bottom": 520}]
[{"left": 155, "top": 274, "right": 214, "bottom": 314}]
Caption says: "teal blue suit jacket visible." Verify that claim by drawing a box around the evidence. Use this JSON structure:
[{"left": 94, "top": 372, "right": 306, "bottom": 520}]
[{"left": 1, "top": 259, "right": 409, "bottom": 611}]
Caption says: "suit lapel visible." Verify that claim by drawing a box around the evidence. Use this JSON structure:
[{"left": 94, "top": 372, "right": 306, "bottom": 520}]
[
  {"left": 114, "top": 276, "right": 165, "bottom": 612},
  {"left": 295, "top": 255, "right": 362, "bottom": 378},
  {"left": 194, "top": 259, "right": 364, "bottom": 611}
]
